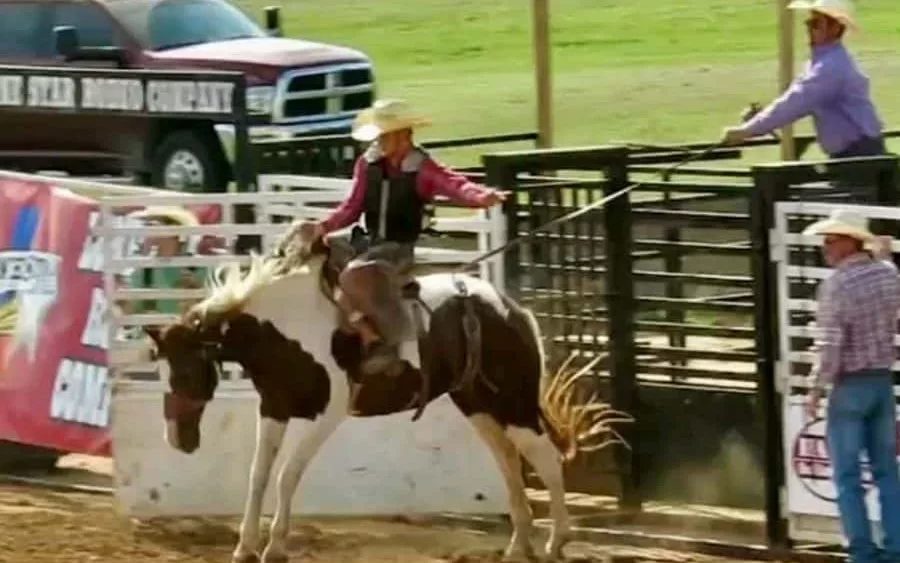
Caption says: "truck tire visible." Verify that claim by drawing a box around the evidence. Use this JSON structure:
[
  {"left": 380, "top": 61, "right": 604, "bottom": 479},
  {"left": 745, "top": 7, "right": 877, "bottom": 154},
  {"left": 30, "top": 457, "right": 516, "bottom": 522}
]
[{"left": 150, "top": 129, "right": 230, "bottom": 193}]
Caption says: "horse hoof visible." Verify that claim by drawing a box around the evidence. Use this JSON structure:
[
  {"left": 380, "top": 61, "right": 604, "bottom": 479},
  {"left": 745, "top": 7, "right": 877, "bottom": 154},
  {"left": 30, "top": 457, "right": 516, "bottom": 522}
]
[
  {"left": 545, "top": 534, "right": 572, "bottom": 560},
  {"left": 502, "top": 545, "right": 536, "bottom": 562},
  {"left": 232, "top": 553, "right": 260, "bottom": 563},
  {"left": 260, "top": 552, "right": 289, "bottom": 563}
]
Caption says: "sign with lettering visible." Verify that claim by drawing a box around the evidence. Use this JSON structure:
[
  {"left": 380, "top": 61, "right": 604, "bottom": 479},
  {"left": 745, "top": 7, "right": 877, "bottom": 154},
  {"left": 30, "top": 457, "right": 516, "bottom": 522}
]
[
  {"left": 0, "top": 67, "right": 243, "bottom": 119},
  {"left": 784, "top": 395, "right": 900, "bottom": 522},
  {"left": 0, "top": 172, "right": 222, "bottom": 456}
]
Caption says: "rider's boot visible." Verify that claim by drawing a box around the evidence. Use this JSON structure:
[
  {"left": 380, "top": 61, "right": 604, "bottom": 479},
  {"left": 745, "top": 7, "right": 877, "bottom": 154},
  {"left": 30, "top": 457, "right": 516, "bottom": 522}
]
[{"left": 335, "top": 287, "right": 403, "bottom": 376}]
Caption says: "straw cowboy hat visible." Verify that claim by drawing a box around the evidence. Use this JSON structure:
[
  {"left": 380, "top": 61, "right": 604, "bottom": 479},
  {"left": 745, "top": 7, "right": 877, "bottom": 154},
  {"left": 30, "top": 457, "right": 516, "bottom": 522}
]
[
  {"left": 802, "top": 208, "right": 874, "bottom": 242},
  {"left": 788, "top": 0, "right": 857, "bottom": 30},
  {"left": 351, "top": 99, "right": 432, "bottom": 142},
  {"left": 128, "top": 206, "right": 199, "bottom": 227}
]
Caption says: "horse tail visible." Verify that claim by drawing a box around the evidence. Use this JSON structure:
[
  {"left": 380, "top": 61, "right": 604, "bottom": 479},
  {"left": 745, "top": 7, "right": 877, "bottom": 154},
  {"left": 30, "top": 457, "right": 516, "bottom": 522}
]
[{"left": 517, "top": 303, "right": 634, "bottom": 463}]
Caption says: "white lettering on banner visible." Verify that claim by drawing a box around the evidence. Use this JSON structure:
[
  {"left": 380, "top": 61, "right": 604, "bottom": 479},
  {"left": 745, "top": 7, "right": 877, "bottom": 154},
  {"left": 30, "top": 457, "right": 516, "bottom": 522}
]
[
  {"left": 78, "top": 211, "right": 143, "bottom": 273},
  {"left": 0, "top": 75, "right": 234, "bottom": 114},
  {"left": 81, "top": 77, "right": 144, "bottom": 111},
  {"left": 26, "top": 75, "right": 76, "bottom": 109},
  {"left": 0, "top": 250, "right": 60, "bottom": 295},
  {"left": 146, "top": 80, "right": 234, "bottom": 114},
  {"left": 49, "top": 359, "right": 110, "bottom": 428},
  {"left": 0, "top": 250, "right": 61, "bottom": 361},
  {"left": 0, "top": 75, "right": 23, "bottom": 106},
  {"left": 80, "top": 287, "right": 109, "bottom": 351}
]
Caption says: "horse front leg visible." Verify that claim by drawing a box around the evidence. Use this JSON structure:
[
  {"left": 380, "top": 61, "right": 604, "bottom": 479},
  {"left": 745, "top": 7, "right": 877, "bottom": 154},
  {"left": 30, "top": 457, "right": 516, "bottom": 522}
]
[
  {"left": 260, "top": 410, "right": 347, "bottom": 563},
  {"left": 233, "top": 415, "right": 287, "bottom": 563}
]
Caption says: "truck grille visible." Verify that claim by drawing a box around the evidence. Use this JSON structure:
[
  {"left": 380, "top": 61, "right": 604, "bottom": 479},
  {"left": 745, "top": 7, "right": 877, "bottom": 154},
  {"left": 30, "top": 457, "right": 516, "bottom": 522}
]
[{"left": 274, "top": 62, "right": 374, "bottom": 123}]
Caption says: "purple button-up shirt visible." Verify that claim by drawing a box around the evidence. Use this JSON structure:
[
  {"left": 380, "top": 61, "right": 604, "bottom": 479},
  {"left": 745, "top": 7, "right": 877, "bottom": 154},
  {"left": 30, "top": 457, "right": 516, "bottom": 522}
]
[
  {"left": 813, "top": 253, "right": 900, "bottom": 387},
  {"left": 739, "top": 42, "right": 883, "bottom": 156}
]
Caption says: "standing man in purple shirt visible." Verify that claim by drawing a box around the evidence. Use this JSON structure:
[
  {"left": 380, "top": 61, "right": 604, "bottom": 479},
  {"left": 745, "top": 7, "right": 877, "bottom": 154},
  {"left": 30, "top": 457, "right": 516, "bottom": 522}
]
[
  {"left": 804, "top": 208, "right": 900, "bottom": 563},
  {"left": 722, "top": 0, "right": 885, "bottom": 159}
]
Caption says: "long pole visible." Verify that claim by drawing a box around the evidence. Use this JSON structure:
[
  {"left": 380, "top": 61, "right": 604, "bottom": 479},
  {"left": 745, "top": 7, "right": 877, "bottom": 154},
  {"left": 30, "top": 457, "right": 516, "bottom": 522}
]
[
  {"left": 777, "top": 0, "right": 796, "bottom": 160},
  {"left": 532, "top": 0, "right": 553, "bottom": 148}
]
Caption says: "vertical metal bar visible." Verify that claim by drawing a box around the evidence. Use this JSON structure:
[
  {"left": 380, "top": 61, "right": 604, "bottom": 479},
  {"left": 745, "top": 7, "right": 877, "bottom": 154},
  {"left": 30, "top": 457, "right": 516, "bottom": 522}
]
[
  {"left": 603, "top": 154, "right": 640, "bottom": 510},
  {"left": 231, "top": 75, "right": 260, "bottom": 255},
  {"left": 662, "top": 181, "right": 686, "bottom": 370},
  {"left": 750, "top": 166, "right": 789, "bottom": 549},
  {"left": 484, "top": 156, "right": 520, "bottom": 300}
]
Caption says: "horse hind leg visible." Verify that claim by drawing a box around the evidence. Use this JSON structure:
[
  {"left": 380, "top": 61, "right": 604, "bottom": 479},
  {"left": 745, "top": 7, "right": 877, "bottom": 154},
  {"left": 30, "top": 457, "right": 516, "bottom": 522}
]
[
  {"left": 507, "top": 426, "right": 570, "bottom": 560},
  {"left": 232, "top": 415, "right": 287, "bottom": 563},
  {"left": 464, "top": 413, "right": 535, "bottom": 561}
]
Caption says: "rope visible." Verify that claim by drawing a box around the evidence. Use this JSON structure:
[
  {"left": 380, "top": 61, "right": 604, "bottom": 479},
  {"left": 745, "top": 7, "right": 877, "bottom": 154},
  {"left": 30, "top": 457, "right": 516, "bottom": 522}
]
[{"left": 453, "top": 141, "right": 727, "bottom": 274}]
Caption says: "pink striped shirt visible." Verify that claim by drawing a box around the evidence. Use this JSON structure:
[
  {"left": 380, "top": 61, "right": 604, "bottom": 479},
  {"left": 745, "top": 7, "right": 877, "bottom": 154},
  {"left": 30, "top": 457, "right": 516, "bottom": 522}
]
[{"left": 814, "top": 253, "right": 900, "bottom": 386}]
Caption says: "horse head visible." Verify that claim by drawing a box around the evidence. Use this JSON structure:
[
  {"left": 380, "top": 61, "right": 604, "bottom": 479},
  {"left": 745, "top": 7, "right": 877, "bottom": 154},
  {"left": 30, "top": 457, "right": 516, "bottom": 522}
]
[{"left": 146, "top": 311, "right": 231, "bottom": 453}]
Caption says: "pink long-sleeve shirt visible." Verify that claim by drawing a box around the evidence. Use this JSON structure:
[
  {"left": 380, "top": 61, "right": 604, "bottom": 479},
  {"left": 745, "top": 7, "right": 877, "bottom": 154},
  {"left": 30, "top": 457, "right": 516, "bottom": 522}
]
[{"left": 321, "top": 153, "right": 495, "bottom": 234}]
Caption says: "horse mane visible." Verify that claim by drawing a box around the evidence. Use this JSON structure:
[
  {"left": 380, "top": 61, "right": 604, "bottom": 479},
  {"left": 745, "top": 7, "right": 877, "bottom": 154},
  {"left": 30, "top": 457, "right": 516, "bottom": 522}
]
[{"left": 188, "top": 252, "right": 295, "bottom": 323}]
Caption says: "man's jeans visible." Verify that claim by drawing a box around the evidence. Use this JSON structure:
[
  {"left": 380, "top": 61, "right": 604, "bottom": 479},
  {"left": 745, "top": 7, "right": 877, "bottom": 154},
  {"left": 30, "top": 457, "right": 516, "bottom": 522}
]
[{"left": 827, "top": 369, "right": 900, "bottom": 563}]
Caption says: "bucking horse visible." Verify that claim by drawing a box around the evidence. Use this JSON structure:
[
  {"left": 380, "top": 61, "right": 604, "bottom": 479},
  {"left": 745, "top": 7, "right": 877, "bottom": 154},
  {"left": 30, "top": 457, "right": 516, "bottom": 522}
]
[{"left": 144, "top": 220, "right": 633, "bottom": 562}]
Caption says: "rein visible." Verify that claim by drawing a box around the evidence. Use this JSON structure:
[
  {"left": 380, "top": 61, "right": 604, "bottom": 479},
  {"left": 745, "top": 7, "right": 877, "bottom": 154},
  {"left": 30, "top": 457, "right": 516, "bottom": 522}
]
[{"left": 452, "top": 141, "right": 726, "bottom": 274}]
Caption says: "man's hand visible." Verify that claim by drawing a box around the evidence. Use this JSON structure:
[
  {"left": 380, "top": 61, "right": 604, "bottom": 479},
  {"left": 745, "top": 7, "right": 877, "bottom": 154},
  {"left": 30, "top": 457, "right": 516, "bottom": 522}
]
[
  {"left": 721, "top": 126, "right": 751, "bottom": 146},
  {"left": 481, "top": 189, "right": 510, "bottom": 207},
  {"left": 872, "top": 235, "right": 894, "bottom": 261},
  {"left": 740, "top": 102, "right": 762, "bottom": 123},
  {"left": 805, "top": 387, "right": 823, "bottom": 421}
]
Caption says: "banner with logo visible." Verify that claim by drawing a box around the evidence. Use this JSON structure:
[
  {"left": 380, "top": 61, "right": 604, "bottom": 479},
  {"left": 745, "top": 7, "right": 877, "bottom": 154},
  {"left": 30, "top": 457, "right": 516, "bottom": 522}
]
[{"left": 0, "top": 174, "right": 220, "bottom": 456}]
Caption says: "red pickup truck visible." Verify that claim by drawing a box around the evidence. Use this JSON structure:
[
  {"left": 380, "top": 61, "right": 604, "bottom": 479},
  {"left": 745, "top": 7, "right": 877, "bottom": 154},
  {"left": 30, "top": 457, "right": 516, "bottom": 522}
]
[{"left": 0, "top": 0, "right": 375, "bottom": 191}]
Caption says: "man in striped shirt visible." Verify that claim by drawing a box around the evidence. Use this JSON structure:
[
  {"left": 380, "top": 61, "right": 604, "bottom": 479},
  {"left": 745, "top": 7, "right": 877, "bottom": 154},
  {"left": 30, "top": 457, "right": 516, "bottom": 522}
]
[{"left": 804, "top": 209, "right": 900, "bottom": 563}]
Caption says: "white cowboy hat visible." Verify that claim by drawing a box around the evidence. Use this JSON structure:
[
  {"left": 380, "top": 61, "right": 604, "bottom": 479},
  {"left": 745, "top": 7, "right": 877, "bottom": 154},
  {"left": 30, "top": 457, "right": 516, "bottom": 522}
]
[
  {"left": 128, "top": 206, "right": 199, "bottom": 227},
  {"left": 788, "top": 0, "right": 857, "bottom": 30},
  {"left": 802, "top": 208, "right": 874, "bottom": 242},
  {"left": 351, "top": 99, "right": 432, "bottom": 143}
]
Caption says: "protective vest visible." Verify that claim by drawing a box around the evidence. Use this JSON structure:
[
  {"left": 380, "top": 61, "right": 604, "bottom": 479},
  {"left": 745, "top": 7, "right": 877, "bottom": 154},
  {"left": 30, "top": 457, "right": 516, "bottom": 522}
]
[{"left": 362, "top": 145, "right": 429, "bottom": 244}]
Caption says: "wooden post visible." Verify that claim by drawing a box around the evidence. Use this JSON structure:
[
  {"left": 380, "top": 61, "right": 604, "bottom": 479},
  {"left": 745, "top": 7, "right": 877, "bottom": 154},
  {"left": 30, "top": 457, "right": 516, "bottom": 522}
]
[
  {"left": 532, "top": 0, "right": 553, "bottom": 148},
  {"left": 777, "top": 0, "right": 796, "bottom": 160}
]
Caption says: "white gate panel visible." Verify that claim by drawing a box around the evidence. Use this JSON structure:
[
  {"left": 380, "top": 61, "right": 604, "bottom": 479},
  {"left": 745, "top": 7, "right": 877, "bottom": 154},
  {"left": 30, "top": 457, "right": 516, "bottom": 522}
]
[
  {"left": 113, "top": 386, "right": 507, "bottom": 517},
  {"left": 773, "top": 201, "right": 900, "bottom": 545}
]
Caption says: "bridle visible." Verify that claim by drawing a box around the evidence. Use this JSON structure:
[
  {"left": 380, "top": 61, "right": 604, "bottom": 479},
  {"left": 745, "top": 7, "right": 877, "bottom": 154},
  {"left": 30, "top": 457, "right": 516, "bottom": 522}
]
[{"left": 163, "top": 329, "right": 226, "bottom": 420}]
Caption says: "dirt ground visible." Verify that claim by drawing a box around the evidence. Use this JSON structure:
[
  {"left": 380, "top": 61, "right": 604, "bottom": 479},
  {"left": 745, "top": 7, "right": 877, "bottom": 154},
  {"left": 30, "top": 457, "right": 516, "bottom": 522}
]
[
  {"left": 0, "top": 479, "right": 603, "bottom": 563},
  {"left": 0, "top": 456, "right": 757, "bottom": 563}
]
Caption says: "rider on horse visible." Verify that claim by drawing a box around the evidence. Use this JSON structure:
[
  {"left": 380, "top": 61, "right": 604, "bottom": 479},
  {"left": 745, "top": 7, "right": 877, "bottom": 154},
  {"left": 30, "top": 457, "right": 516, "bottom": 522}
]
[{"left": 305, "top": 99, "right": 508, "bottom": 376}]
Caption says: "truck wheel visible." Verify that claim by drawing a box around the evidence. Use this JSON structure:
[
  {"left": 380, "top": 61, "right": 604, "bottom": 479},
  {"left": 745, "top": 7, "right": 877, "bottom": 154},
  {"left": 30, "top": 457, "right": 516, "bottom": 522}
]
[{"left": 150, "top": 130, "right": 229, "bottom": 193}]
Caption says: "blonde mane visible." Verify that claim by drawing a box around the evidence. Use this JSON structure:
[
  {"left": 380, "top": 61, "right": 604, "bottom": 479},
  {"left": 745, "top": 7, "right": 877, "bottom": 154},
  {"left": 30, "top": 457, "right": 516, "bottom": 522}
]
[{"left": 188, "top": 252, "right": 296, "bottom": 323}]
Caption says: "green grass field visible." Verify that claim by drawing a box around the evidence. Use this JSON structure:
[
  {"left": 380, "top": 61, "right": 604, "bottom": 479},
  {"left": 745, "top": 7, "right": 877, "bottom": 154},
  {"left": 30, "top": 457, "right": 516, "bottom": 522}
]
[{"left": 236, "top": 0, "right": 899, "bottom": 165}]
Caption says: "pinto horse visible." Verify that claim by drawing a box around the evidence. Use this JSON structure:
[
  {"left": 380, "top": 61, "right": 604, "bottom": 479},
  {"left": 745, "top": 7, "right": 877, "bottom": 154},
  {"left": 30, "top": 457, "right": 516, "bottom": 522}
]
[{"left": 145, "top": 223, "right": 632, "bottom": 563}]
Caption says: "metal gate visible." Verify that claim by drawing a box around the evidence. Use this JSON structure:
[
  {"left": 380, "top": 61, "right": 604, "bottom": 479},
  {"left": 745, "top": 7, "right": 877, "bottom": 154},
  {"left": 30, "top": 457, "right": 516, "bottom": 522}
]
[{"left": 772, "top": 200, "right": 900, "bottom": 545}]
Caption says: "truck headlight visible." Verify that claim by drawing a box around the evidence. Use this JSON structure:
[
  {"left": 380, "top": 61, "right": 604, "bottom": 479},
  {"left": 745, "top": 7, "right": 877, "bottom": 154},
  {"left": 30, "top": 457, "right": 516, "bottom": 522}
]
[{"left": 246, "top": 86, "right": 275, "bottom": 114}]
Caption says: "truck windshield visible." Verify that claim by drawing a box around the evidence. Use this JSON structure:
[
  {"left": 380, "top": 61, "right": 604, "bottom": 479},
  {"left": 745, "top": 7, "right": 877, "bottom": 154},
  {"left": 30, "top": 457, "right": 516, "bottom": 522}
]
[{"left": 111, "top": 0, "right": 266, "bottom": 51}]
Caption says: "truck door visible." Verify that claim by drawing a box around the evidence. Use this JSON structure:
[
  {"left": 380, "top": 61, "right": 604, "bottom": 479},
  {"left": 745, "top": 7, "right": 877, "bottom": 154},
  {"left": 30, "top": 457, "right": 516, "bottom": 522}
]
[
  {"left": 0, "top": 2, "right": 55, "bottom": 171},
  {"left": 46, "top": 1, "right": 145, "bottom": 176}
]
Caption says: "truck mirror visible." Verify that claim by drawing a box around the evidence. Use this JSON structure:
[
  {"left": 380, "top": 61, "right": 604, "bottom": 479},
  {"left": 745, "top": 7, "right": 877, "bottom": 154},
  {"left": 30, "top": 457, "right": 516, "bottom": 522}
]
[
  {"left": 54, "top": 26, "right": 79, "bottom": 60},
  {"left": 264, "top": 6, "right": 282, "bottom": 37}
]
